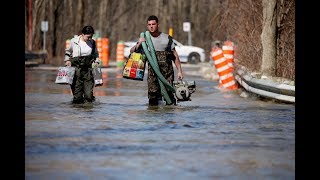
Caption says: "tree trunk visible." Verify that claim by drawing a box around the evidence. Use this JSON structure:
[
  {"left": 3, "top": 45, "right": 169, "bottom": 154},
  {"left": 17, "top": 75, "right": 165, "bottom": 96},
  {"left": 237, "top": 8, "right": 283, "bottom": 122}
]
[{"left": 260, "top": 0, "right": 277, "bottom": 76}]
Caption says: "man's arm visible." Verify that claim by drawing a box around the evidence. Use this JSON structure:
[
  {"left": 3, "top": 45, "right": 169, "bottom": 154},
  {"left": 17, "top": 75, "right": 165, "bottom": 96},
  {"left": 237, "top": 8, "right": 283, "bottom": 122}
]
[
  {"left": 130, "top": 37, "right": 146, "bottom": 53},
  {"left": 172, "top": 48, "right": 183, "bottom": 80}
]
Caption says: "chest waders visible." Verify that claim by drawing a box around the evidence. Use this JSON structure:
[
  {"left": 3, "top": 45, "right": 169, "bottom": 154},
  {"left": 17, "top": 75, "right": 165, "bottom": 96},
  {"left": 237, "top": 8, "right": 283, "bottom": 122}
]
[
  {"left": 70, "top": 40, "right": 96, "bottom": 104},
  {"left": 140, "top": 31, "right": 176, "bottom": 105}
]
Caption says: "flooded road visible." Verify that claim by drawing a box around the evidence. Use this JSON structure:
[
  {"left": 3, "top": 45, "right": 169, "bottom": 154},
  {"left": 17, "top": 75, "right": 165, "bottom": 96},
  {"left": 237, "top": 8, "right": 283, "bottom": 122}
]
[{"left": 25, "top": 63, "right": 295, "bottom": 180}]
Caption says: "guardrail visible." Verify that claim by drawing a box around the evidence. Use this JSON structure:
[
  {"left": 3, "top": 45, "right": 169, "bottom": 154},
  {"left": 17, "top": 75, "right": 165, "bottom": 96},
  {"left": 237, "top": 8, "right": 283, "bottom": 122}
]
[{"left": 234, "top": 65, "right": 295, "bottom": 103}]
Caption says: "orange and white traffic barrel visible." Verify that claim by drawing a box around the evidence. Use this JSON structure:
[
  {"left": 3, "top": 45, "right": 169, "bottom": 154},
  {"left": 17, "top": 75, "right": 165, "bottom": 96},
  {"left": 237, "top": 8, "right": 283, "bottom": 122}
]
[
  {"left": 116, "top": 41, "right": 125, "bottom": 68},
  {"left": 222, "top": 40, "right": 234, "bottom": 72},
  {"left": 96, "top": 38, "right": 103, "bottom": 60},
  {"left": 101, "top": 38, "right": 109, "bottom": 67},
  {"left": 211, "top": 47, "right": 238, "bottom": 90},
  {"left": 65, "top": 39, "right": 70, "bottom": 49}
]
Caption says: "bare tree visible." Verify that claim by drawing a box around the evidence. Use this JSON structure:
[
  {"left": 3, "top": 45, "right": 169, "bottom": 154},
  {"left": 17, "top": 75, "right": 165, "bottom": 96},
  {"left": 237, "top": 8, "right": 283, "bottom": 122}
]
[
  {"left": 261, "top": 0, "right": 277, "bottom": 77},
  {"left": 25, "top": 0, "right": 294, "bottom": 80}
]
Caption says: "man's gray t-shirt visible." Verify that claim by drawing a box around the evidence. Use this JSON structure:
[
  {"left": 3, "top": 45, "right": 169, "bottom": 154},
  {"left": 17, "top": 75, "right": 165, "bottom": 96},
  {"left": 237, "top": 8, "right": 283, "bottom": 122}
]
[{"left": 150, "top": 32, "right": 175, "bottom": 51}]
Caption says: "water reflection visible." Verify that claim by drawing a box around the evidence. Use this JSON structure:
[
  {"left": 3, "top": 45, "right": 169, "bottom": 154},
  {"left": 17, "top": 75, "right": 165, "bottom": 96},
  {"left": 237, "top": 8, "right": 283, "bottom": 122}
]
[
  {"left": 115, "top": 68, "right": 123, "bottom": 96},
  {"left": 25, "top": 65, "right": 295, "bottom": 180},
  {"left": 25, "top": 68, "right": 129, "bottom": 97}
]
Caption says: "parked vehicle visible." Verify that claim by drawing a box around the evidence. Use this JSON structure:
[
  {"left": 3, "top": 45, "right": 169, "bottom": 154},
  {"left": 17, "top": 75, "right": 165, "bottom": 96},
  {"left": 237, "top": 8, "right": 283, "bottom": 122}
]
[
  {"left": 172, "top": 39, "right": 206, "bottom": 64},
  {"left": 124, "top": 39, "right": 206, "bottom": 64}
]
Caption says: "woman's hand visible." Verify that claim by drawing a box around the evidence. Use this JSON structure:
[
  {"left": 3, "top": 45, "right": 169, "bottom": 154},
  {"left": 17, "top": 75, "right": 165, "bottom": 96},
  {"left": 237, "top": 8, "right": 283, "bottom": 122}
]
[{"left": 92, "top": 62, "right": 99, "bottom": 68}]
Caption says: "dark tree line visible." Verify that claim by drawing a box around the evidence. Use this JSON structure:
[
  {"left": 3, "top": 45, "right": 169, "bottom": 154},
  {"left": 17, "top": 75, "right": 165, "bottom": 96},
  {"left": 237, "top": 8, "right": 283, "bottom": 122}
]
[{"left": 25, "top": 0, "right": 294, "bottom": 80}]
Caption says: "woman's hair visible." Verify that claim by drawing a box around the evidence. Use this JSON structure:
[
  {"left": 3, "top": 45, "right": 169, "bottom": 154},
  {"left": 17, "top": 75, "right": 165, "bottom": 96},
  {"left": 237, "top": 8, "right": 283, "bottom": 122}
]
[
  {"left": 81, "top": 26, "right": 94, "bottom": 35},
  {"left": 147, "top": 15, "right": 158, "bottom": 23}
]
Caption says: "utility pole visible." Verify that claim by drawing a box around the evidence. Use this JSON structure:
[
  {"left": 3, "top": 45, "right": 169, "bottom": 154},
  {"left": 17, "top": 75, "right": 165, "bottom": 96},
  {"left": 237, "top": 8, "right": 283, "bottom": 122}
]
[{"left": 28, "top": 0, "right": 32, "bottom": 51}]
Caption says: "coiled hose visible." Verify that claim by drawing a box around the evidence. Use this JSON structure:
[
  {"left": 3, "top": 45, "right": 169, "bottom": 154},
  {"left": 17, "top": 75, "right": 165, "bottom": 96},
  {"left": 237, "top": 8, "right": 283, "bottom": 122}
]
[{"left": 140, "top": 31, "right": 176, "bottom": 104}]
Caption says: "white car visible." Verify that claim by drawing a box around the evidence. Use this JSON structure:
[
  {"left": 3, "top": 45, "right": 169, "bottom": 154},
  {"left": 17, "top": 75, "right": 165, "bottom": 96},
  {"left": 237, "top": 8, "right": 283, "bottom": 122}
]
[
  {"left": 172, "top": 39, "right": 206, "bottom": 64},
  {"left": 124, "top": 39, "right": 206, "bottom": 64}
]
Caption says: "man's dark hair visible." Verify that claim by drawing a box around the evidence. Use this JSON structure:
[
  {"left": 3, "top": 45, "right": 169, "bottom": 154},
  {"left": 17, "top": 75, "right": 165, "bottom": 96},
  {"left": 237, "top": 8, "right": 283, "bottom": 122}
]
[
  {"left": 82, "top": 25, "right": 95, "bottom": 35},
  {"left": 147, "top": 15, "right": 158, "bottom": 23}
]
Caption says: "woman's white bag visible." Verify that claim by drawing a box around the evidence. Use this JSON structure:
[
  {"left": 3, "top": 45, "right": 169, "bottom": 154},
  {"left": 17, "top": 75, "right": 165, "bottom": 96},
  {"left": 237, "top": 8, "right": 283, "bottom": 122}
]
[
  {"left": 93, "top": 67, "right": 103, "bottom": 86},
  {"left": 55, "top": 66, "right": 76, "bottom": 85}
]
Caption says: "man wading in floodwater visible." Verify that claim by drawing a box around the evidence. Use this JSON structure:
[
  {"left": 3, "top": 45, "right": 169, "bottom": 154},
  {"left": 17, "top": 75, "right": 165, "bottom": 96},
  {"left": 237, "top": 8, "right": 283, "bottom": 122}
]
[{"left": 130, "top": 15, "right": 183, "bottom": 106}]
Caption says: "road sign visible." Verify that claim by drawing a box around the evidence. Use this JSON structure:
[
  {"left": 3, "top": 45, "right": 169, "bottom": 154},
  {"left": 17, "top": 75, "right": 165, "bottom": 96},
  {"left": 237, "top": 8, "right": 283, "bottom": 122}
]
[
  {"left": 183, "top": 22, "right": 191, "bottom": 32},
  {"left": 41, "top": 21, "right": 48, "bottom": 32}
]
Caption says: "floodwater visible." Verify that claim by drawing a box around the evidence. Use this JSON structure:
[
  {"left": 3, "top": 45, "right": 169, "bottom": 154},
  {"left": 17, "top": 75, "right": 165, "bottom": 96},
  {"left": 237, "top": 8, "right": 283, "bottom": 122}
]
[{"left": 25, "top": 63, "right": 295, "bottom": 180}]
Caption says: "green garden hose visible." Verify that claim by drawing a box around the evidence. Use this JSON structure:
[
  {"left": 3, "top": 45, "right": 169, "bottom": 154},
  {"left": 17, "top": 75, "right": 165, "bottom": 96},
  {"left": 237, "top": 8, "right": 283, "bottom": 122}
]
[{"left": 140, "top": 31, "right": 176, "bottom": 104}]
